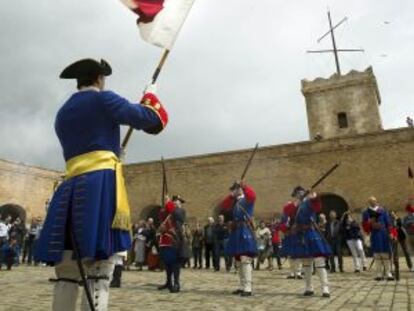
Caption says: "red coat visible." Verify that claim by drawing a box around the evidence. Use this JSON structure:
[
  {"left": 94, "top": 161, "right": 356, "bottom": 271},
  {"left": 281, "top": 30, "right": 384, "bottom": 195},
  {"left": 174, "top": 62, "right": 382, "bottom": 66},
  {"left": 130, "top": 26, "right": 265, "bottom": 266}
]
[
  {"left": 221, "top": 184, "right": 256, "bottom": 210},
  {"left": 271, "top": 225, "right": 281, "bottom": 244},
  {"left": 158, "top": 200, "right": 177, "bottom": 247}
]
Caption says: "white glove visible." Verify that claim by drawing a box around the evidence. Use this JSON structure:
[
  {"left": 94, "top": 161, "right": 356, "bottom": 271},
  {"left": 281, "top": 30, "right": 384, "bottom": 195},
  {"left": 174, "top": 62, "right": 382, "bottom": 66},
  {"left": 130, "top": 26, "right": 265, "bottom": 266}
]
[{"left": 144, "top": 83, "right": 157, "bottom": 95}]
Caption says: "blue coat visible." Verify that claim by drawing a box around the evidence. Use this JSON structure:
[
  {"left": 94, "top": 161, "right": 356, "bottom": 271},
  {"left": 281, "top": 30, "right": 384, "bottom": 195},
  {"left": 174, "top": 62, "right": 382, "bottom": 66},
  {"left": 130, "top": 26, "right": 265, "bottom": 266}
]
[
  {"left": 281, "top": 199, "right": 331, "bottom": 258},
  {"left": 36, "top": 89, "right": 161, "bottom": 263},
  {"left": 362, "top": 207, "right": 391, "bottom": 254},
  {"left": 223, "top": 188, "right": 258, "bottom": 258}
]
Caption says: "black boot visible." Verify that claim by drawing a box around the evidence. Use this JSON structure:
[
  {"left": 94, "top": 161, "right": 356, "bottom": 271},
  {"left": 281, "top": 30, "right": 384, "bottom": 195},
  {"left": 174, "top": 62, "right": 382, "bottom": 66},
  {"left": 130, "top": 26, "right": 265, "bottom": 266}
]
[
  {"left": 158, "top": 265, "right": 172, "bottom": 290},
  {"left": 110, "top": 265, "right": 122, "bottom": 288},
  {"left": 158, "top": 283, "right": 171, "bottom": 290}
]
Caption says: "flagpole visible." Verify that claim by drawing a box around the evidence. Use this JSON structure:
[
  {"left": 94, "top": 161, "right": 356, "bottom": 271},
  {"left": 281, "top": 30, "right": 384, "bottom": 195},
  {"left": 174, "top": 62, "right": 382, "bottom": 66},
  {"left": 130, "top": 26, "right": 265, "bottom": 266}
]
[{"left": 121, "top": 49, "right": 170, "bottom": 150}]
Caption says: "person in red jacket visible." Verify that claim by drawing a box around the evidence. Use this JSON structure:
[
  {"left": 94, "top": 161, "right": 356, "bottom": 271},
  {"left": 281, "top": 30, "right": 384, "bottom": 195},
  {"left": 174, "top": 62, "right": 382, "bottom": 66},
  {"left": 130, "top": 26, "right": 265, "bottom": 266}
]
[
  {"left": 271, "top": 217, "right": 283, "bottom": 270},
  {"left": 158, "top": 195, "right": 186, "bottom": 293}
]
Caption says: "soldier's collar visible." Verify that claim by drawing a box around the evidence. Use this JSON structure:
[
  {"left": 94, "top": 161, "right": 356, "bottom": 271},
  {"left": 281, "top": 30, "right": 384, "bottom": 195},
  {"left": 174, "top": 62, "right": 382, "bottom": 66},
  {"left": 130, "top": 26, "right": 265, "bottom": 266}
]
[
  {"left": 369, "top": 205, "right": 379, "bottom": 211},
  {"left": 79, "top": 86, "right": 100, "bottom": 92}
]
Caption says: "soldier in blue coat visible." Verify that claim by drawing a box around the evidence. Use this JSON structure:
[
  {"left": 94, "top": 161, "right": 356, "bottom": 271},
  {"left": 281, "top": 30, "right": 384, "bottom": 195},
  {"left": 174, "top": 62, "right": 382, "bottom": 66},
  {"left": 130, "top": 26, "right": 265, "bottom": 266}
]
[
  {"left": 280, "top": 186, "right": 332, "bottom": 298},
  {"left": 221, "top": 182, "right": 257, "bottom": 297},
  {"left": 362, "top": 196, "right": 397, "bottom": 281},
  {"left": 35, "top": 58, "right": 168, "bottom": 311}
]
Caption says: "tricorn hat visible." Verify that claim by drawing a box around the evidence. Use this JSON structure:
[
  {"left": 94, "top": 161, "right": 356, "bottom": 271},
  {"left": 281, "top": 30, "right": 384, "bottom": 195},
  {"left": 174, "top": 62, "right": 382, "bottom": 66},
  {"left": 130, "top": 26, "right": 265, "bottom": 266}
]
[
  {"left": 229, "top": 182, "right": 241, "bottom": 191},
  {"left": 291, "top": 186, "right": 305, "bottom": 198},
  {"left": 172, "top": 195, "right": 186, "bottom": 203},
  {"left": 60, "top": 58, "right": 112, "bottom": 79}
]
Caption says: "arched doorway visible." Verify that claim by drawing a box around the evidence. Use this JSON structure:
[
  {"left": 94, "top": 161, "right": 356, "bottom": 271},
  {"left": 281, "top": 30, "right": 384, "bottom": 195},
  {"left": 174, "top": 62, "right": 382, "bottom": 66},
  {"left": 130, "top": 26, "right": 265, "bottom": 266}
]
[
  {"left": 319, "top": 193, "right": 349, "bottom": 219},
  {"left": 139, "top": 205, "right": 162, "bottom": 227},
  {"left": 0, "top": 204, "right": 27, "bottom": 223}
]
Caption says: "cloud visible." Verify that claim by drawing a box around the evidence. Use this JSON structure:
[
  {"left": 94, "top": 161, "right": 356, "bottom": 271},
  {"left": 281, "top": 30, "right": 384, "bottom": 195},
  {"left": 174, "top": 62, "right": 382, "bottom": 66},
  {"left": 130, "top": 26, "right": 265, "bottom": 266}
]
[{"left": 0, "top": 0, "right": 413, "bottom": 170}]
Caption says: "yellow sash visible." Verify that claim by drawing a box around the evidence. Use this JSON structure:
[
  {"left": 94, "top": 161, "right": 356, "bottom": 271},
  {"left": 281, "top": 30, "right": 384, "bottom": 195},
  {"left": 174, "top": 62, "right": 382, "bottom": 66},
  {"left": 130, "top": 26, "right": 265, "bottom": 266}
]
[{"left": 65, "top": 150, "right": 131, "bottom": 231}]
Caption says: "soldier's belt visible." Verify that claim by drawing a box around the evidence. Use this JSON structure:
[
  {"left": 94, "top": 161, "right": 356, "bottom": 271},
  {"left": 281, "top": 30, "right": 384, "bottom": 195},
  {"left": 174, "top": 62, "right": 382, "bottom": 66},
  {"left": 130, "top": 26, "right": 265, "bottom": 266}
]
[
  {"left": 65, "top": 150, "right": 131, "bottom": 231},
  {"left": 292, "top": 224, "right": 312, "bottom": 231}
]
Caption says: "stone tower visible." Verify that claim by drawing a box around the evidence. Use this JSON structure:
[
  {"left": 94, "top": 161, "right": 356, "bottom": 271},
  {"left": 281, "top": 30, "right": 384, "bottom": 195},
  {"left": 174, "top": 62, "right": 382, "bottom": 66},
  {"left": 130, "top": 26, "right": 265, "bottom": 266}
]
[{"left": 301, "top": 67, "right": 383, "bottom": 140}]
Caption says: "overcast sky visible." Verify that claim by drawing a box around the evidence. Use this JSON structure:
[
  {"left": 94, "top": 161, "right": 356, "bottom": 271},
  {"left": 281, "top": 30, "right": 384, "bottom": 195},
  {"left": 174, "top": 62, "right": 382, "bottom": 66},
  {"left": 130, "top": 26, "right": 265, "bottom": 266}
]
[{"left": 0, "top": 0, "right": 413, "bottom": 170}]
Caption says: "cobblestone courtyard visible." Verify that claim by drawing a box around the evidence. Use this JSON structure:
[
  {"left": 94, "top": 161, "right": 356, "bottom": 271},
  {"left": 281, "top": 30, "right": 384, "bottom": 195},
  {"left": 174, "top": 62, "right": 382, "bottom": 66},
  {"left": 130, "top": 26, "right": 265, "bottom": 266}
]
[{"left": 0, "top": 258, "right": 413, "bottom": 311}]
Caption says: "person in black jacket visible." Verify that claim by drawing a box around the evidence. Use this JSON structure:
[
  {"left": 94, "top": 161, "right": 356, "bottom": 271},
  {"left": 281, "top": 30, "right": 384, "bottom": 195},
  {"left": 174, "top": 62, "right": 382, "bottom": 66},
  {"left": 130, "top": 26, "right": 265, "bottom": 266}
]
[
  {"left": 391, "top": 210, "right": 413, "bottom": 271},
  {"left": 213, "top": 215, "right": 230, "bottom": 271},
  {"left": 204, "top": 217, "right": 215, "bottom": 269},
  {"left": 341, "top": 213, "right": 367, "bottom": 273},
  {"left": 326, "top": 211, "right": 344, "bottom": 273}
]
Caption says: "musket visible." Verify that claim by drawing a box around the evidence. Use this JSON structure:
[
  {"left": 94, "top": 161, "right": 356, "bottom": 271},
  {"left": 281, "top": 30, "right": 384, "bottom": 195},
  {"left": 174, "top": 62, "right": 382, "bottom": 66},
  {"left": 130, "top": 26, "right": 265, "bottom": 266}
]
[
  {"left": 161, "top": 156, "right": 168, "bottom": 208},
  {"left": 302, "top": 163, "right": 340, "bottom": 199},
  {"left": 159, "top": 157, "right": 172, "bottom": 230},
  {"left": 392, "top": 240, "right": 400, "bottom": 281},
  {"left": 70, "top": 233, "right": 96, "bottom": 311},
  {"left": 236, "top": 143, "right": 259, "bottom": 231},
  {"left": 293, "top": 163, "right": 341, "bottom": 243},
  {"left": 241, "top": 143, "right": 259, "bottom": 181},
  {"left": 367, "top": 257, "right": 375, "bottom": 272},
  {"left": 294, "top": 163, "right": 341, "bottom": 218}
]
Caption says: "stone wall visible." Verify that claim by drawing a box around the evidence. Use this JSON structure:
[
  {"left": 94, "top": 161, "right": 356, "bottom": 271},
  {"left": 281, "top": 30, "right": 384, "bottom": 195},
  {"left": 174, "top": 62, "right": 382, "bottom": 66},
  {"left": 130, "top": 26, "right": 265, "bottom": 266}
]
[
  {"left": 0, "top": 159, "right": 60, "bottom": 221},
  {"left": 124, "top": 127, "right": 414, "bottom": 224},
  {"left": 1, "top": 127, "right": 412, "bottom": 225},
  {"left": 302, "top": 67, "right": 383, "bottom": 140}
]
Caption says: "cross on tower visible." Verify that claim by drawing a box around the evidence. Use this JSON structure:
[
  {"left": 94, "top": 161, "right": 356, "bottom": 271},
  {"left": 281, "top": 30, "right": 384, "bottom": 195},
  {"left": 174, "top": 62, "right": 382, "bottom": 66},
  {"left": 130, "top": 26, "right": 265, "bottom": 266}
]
[{"left": 307, "top": 11, "right": 364, "bottom": 76}]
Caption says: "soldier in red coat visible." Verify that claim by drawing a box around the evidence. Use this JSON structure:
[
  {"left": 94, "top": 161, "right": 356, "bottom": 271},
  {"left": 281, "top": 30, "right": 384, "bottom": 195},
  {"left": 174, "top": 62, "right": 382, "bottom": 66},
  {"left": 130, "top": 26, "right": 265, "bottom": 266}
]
[{"left": 157, "top": 195, "right": 186, "bottom": 293}]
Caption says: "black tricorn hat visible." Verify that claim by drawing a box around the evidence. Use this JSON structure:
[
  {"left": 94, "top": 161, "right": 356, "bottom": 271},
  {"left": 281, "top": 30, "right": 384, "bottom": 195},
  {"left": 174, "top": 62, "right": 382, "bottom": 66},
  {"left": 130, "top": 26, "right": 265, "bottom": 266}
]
[
  {"left": 59, "top": 58, "right": 112, "bottom": 79},
  {"left": 291, "top": 186, "right": 305, "bottom": 197},
  {"left": 229, "top": 182, "right": 241, "bottom": 191},
  {"left": 172, "top": 195, "right": 186, "bottom": 203}
]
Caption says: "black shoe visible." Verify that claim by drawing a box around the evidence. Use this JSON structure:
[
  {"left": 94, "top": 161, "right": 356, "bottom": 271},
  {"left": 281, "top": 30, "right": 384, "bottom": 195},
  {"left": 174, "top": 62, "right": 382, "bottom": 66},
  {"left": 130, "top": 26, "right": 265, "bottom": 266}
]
[
  {"left": 386, "top": 276, "right": 395, "bottom": 281},
  {"left": 354, "top": 269, "right": 360, "bottom": 273},
  {"left": 363, "top": 266, "right": 367, "bottom": 271},
  {"left": 374, "top": 277, "right": 383, "bottom": 281},
  {"left": 158, "top": 283, "right": 171, "bottom": 290},
  {"left": 303, "top": 290, "right": 314, "bottom": 296},
  {"left": 232, "top": 289, "right": 243, "bottom": 295},
  {"left": 169, "top": 284, "right": 180, "bottom": 293},
  {"left": 240, "top": 291, "right": 252, "bottom": 297},
  {"left": 330, "top": 270, "right": 336, "bottom": 273},
  {"left": 322, "top": 293, "right": 330, "bottom": 298},
  {"left": 296, "top": 275, "right": 303, "bottom": 280},
  {"left": 110, "top": 281, "right": 121, "bottom": 288},
  {"left": 287, "top": 275, "right": 295, "bottom": 279}
]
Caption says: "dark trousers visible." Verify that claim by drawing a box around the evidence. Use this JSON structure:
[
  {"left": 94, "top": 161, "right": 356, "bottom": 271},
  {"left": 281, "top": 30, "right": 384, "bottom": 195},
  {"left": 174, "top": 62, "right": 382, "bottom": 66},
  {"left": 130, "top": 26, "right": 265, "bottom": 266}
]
[
  {"left": 192, "top": 247, "right": 202, "bottom": 268},
  {"left": 213, "top": 241, "right": 223, "bottom": 271},
  {"left": 165, "top": 261, "right": 181, "bottom": 287},
  {"left": 213, "top": 240, "right": 232, "bottom": 271},
  {"left": 398, "top": 239, "right": 413, "bottom": 269},
  {"left": 329, "top": 239, "right": 343, "bottom": 272},
  {"left": 25, "top": 237, "right": 37, "bottom": 264},
  {"left": 272, "top": 244, "right": 282, "bottom": 268},
  {"left": 205, "top": 243, "right": 214, "bottom": 268}
]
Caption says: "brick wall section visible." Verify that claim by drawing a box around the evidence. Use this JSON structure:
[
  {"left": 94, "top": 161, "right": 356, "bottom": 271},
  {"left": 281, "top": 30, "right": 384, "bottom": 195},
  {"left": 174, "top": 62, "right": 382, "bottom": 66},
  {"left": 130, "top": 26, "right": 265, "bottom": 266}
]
[
  {"left": 0, "top": 159, "right": 61, "bottom": 221},
  {"left": 124, "top": 127, "right": 414, "bottom": 224}
]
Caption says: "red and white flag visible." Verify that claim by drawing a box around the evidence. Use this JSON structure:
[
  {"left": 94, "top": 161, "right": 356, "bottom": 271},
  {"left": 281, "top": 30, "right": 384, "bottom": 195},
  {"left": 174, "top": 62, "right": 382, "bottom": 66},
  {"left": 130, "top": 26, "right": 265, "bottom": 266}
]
[{"left": 120, "top": 0, "right": 195, "bottom": 49}]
